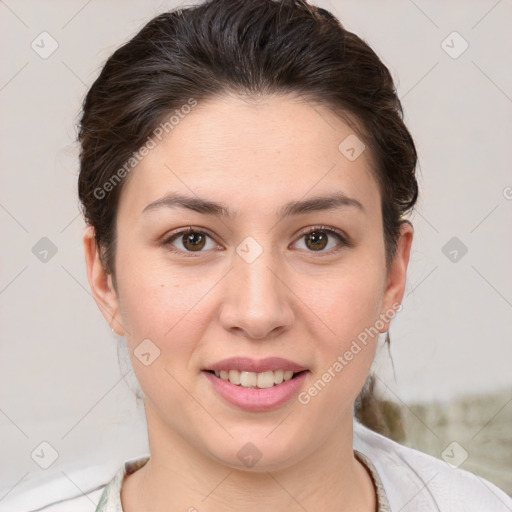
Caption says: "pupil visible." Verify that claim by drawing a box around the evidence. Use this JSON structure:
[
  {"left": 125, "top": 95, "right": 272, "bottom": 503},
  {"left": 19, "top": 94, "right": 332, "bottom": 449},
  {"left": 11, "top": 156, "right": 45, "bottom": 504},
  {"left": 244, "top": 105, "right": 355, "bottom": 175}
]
[
  {"left": 307, "top": 231, "right": 327, "bottom": 250},
  {"left": 184, "top": 232, "right": 205, "bottom": 251}
]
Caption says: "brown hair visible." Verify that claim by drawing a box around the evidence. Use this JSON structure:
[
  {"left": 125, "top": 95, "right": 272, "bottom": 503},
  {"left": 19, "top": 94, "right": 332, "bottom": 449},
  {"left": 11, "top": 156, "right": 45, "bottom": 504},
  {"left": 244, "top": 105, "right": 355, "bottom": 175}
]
[{"left": 78, "top": 0, "right": 418, "bottom": 437}]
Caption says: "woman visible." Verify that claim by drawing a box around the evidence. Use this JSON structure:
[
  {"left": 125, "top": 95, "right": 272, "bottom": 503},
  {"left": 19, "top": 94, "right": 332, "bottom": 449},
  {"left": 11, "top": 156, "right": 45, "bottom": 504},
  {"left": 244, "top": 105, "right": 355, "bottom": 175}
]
[{"left": 70, "top": 0, "right": 511, "bottom": 510}]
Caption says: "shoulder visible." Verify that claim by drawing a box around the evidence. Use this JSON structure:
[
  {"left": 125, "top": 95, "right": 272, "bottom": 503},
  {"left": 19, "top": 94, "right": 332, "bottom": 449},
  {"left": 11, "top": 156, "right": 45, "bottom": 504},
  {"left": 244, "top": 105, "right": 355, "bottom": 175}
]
[
  {"left": 27, "top": 489, "right": 106, "bottom": 512},
  {"left": 353, "top": 420, "right": 512, "bottom": 512},
  {"left": 0, "top": 455, "right": 148, "bottom": 512},
  {"left": 0, "top": 479, "right": 106, "bottom": 512}
]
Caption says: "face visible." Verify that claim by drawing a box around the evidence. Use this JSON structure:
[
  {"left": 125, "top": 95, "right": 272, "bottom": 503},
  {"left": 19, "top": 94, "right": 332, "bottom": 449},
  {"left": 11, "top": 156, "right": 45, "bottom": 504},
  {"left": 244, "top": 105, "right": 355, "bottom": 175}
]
[{"left": 85, "top": 93, "right": 412, "bottom": 472}]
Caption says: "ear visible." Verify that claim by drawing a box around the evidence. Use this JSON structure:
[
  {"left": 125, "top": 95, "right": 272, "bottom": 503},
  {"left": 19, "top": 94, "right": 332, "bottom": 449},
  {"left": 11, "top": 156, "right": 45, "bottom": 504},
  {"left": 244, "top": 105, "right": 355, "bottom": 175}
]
[
  {"left": 379, "top": 220, "right": 414, "bottom": 332},
  {"left": 83, "top": 225, "right": 125, "bottom": 335}
]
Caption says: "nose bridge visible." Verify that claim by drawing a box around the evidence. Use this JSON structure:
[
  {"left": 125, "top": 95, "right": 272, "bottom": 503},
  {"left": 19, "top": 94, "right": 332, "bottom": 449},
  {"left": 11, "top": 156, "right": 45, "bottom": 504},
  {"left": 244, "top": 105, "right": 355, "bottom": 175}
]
[
  {"left": 235, "top": 235, "right": 281, "bottom": 305},
  {"left": 221, "top": 234, "right": 293, "bottom": 338}
]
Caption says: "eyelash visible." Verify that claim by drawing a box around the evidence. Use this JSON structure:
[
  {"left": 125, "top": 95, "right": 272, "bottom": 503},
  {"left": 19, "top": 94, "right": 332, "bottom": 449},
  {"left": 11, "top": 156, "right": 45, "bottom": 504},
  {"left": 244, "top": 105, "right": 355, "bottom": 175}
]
[{"left": 162, "top": 225, "right": 350, "bottom": 257}]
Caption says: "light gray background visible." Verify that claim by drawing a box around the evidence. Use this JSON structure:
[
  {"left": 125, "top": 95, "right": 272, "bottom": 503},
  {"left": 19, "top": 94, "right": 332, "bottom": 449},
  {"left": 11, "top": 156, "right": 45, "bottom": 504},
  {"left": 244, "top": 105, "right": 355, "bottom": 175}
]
[{"left": 1, "top": 0, "right": 511, "bottom": 505}]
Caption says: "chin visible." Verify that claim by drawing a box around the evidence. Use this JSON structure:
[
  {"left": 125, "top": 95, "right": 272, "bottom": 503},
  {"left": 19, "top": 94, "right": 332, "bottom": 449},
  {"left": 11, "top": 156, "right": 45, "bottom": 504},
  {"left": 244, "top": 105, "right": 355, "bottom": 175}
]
[{"left": 201, "top": 428, "right": 311, "bottom": 473}]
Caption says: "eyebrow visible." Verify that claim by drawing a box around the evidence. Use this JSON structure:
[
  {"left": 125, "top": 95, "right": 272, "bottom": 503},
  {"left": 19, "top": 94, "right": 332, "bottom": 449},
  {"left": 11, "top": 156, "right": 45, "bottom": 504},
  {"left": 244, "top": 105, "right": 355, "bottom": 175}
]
[{"left": 141, "top": 191, "right": 365, "bottom": 219}]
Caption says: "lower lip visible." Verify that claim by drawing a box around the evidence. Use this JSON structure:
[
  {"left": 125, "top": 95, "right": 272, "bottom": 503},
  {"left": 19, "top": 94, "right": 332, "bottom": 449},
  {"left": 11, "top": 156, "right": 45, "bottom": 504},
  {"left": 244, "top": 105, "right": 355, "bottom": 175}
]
[{"left": 203, "top": 371, "right": 308, "bottom": 412}]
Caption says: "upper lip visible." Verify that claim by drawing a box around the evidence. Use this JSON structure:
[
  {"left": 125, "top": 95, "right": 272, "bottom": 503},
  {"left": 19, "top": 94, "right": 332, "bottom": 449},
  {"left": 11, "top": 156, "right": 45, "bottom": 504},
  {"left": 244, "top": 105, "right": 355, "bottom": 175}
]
[{"left": 205, "top": 357, "right": 307, "bottom": 373}]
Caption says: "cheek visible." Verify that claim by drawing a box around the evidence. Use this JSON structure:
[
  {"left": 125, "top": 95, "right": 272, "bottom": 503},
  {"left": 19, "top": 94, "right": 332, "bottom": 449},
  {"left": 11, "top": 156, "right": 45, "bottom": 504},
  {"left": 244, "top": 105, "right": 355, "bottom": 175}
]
[
  {"left": 117, "top": 260, "right": 210, "bottom": 344},
  {"left": 309, "top": 262, "right": 384, "bottom": 349},
  {"left": 300, "top": 259, "right": 385, "bottom": 407},
  {"left": 115, "top": 257, "right": 214, "bottom": 414},
  {"left": 116, "top": 231, "right": 190, "bottom": 318}
]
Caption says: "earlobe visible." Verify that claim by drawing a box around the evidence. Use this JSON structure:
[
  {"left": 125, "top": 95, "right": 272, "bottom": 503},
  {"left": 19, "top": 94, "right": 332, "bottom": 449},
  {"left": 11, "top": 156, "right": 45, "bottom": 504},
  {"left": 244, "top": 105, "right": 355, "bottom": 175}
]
[
  {"left": 83, "top": 225, "right": 125, "bottom": 335},
  {"left": 380, "top": 221, "right": 414, "bottom": 332}
]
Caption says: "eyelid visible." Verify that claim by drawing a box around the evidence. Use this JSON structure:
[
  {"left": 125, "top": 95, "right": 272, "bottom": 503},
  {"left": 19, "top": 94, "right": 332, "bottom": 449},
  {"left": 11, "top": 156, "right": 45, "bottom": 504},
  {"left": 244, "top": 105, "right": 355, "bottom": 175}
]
[
  {"left": 162, "top": 224, "right": 351, "bottom": 256},
  {"left": 162, "top": 226, "right": 222, "bottom": 256},
  {"left": 295, "top": 225, "right": 348, "bottom": 242},
  {"left": 292, "top": 225, "right": 351, "bottom": 252}
]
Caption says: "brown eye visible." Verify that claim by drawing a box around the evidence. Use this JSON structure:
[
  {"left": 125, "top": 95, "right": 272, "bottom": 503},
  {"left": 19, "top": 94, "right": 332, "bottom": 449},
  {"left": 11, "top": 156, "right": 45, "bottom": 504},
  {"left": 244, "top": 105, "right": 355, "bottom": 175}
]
[
  {"left": 293, "top": 226, "right": 347, "bottom": 253},
  {"left": 164, "top": 228, "right": 218, "bottom": 254},
  {"left": 182, "top": 231, "right": 206, "bottom": 251},
  {"left": 304, "top": 231, "right": 328, "bottom": 251}
]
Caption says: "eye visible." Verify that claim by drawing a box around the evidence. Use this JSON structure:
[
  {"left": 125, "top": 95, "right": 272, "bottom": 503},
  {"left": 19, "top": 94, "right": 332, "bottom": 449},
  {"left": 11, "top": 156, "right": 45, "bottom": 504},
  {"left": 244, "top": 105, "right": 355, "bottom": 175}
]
[
  {"left": 293, "top": 226, "right": 348, "bottom": 253},
  {"left": 163, "top": 227, "right": 220, "bottom": 255},
  {"left": 163, "top": 225, "right": 349, "bottom": 257}
]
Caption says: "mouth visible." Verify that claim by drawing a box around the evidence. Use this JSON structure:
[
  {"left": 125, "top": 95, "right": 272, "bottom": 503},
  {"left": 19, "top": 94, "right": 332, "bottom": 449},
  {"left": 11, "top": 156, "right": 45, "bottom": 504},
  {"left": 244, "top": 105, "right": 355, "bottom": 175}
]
[
  {"left": 205, "top": 369, "right": 307, "bottom": 389},
  {"left": 202, "top": 357, "right": 309, "bottom": 411}
]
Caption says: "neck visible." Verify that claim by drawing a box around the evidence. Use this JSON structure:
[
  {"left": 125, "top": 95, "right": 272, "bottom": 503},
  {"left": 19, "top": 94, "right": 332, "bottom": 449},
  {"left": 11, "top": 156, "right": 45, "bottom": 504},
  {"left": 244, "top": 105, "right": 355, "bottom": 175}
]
[{"left": 121, "top": 409, "right": 376, "bottom": 512}]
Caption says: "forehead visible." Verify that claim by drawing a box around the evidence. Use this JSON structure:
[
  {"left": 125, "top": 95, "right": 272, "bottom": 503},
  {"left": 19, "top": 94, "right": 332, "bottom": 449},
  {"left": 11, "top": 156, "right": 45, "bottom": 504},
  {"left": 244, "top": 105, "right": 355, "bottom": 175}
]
[{"left": 117, "top": 93, "right": 381, "bottom": 218}]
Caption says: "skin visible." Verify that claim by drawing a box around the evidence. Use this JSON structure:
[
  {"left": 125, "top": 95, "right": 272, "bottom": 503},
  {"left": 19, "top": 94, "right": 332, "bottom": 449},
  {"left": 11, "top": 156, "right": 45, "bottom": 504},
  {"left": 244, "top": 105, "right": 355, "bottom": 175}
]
[{"left": 84, "top": 93, "right": 413, "bottom": 512}]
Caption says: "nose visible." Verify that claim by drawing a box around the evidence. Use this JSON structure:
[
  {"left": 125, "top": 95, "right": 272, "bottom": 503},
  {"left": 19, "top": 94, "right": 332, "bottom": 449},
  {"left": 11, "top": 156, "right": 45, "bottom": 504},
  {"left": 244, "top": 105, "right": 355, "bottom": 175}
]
[{"left": 219, "top": 243, "right": 295, "bottom": 340}]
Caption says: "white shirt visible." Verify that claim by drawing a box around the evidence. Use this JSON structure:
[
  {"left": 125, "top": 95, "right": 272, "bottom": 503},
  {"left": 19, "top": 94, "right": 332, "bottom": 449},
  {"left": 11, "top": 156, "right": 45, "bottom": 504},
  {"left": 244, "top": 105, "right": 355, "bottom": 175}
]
[{"left": 3, "top": 420, "right": 511, "bottom": 511}]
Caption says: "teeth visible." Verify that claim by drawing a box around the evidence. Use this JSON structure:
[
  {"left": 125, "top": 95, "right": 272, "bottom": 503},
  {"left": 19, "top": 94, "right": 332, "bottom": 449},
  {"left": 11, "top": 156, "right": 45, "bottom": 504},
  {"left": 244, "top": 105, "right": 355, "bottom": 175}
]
[
  {"left": 257, "top": 371, "right": 274, "bottom": 389},
  {"left": 240, "top": 371, "right": 257, "bottom": 387},
  {"left": 212, "top": 369, "right": 299, "bottom": 388},
  {"left": 228, "top": 369, "right": 240, "bottom": 385}
]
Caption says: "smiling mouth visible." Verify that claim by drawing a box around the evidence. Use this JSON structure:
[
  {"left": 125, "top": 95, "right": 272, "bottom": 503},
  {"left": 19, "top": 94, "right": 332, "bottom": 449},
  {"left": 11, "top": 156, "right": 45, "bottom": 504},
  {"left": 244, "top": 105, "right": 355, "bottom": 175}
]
[{"left": 205, "top": 369, "right": 307, "bottom": 389}]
